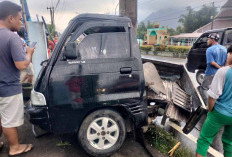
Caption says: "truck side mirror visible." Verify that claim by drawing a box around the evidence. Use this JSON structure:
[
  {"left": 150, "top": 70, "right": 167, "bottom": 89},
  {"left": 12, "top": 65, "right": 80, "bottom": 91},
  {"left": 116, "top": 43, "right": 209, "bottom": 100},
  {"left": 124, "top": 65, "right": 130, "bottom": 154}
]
[
  {"left": 64, "top": 42, "right": 78, "bottom": 59},
  {"left": 40, "top": 59, "right": 48, "bottom": 66}
]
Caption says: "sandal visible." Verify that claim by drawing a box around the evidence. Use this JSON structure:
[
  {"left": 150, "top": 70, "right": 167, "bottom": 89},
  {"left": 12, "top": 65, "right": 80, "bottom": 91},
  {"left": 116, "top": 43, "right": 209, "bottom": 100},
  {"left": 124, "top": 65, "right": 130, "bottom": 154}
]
[{"left": 9, "top": 144, "right": 33, "bottom": 157}]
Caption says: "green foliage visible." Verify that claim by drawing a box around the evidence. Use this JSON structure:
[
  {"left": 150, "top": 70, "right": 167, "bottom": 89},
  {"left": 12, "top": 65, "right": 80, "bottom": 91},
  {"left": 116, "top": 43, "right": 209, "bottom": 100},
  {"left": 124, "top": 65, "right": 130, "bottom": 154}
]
[
  {"left": 137, "top": 22, "right": 147, "bottom": 39},
  {"left": 147, "top": 20, "right": 154, "bottom": 29},
  {"left": 145, "top": 126, "right": 193, "bottom": 157},
  {"left": 179, "top": 5, "right": 218, "bottom": 33},
  {"left": 137, "top": 21, "right": 155, "bottom": 39},
  {"left": 140, "top": 45, "right": 153, "bottom": 52},
  {"left": 154, "top": 45, "right": 166, "bottom": 51},
  {"left": 167, "top": 27, "right": 176, "bottom": 36},
  {"left": 176, "top": 26, "right": 184, "bottom": 35},
  {"left": 47, "top": 24, "right": 57, "bottom": 36},
  {"left": 167, "top": 45, "right": 191, "bottom": 54}
]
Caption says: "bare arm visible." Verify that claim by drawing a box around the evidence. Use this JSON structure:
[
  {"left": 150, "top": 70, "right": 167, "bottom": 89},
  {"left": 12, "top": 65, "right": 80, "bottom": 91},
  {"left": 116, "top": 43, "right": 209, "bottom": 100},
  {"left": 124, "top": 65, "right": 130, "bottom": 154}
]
[
  {"left": 14, "top": 46, "right": 35, "bottom": 70},
  {"left": 208, "top": 96, "right": 216, "bottom": 112},
  {"left": 210, "top": 61, "right": 221, "bottom": 69}
]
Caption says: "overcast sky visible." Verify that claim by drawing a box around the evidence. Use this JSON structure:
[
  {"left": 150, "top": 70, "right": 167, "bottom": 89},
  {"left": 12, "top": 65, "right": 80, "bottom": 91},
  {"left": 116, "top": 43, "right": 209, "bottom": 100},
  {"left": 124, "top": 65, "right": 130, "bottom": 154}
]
[{"left": 0, "top": 0, "right": 228, "bottom": 32}]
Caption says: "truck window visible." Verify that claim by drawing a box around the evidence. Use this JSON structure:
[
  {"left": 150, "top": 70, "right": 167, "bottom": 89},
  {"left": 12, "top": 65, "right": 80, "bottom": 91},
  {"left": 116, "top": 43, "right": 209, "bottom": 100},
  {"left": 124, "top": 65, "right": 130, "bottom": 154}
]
[
  {"left": 194, "top": 35, "right": 209, "bottom": 48},
  {"left": 75, "top": 26, "right": 130, "bottom": 60},
  {"left": 224, "top": 30, "right": 232, "bottom": 44}
]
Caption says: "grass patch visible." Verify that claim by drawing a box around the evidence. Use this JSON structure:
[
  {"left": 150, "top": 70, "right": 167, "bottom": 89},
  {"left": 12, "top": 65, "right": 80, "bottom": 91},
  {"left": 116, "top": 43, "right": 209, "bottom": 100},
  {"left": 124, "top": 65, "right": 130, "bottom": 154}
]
[{"left": 145, "top": 126, "right": 193, "bottom": 157}]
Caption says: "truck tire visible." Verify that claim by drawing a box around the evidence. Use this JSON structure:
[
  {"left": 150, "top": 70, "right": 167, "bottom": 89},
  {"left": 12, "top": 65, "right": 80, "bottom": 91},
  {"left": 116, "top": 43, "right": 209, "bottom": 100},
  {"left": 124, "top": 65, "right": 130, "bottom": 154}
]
[
  {"left": 196, "top": 69, "right": 205, "bottom": 85},
  {"left": 78, "top": 109, "right": 126, "bottom": 157}
]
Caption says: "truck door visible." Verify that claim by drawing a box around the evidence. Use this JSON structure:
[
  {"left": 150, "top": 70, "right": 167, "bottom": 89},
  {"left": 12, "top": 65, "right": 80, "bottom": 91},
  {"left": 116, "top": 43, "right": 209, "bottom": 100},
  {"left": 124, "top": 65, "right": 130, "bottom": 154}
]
[
  {"left": 222, "top": 29, "right": 232, "bottom": 48},
  {"left": 186, "top": 33, "right": 209, "bottom": 72},
  {"left": 48, "top": 22, "right": 142, "bottom": 133}
]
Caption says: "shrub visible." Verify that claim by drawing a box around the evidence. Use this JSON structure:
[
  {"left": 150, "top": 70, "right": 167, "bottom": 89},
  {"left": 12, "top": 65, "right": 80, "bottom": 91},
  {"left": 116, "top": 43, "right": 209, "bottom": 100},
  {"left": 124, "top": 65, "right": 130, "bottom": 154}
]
[
  {"left": 166, "top": 45, "right": 191, "bottom": 54},
  {"left": 140, "top": 45, "right": 153, "bottom": 52},
  {"left": 154, "top": 45, "right": 166, "bottom": 52}
]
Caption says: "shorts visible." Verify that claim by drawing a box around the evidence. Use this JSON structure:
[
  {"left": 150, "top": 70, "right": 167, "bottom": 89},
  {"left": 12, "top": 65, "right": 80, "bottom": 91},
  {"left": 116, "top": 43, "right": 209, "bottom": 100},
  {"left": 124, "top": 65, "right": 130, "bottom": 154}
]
[{"left": 0, "top": 93, "right": 24, "bottom": 128}]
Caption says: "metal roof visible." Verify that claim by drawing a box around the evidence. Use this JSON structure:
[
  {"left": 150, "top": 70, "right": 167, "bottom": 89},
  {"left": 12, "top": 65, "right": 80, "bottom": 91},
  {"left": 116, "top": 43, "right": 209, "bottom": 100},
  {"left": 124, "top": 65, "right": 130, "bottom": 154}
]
[{"left": 171, "top": 33, "right": 202, "bottom": 38}]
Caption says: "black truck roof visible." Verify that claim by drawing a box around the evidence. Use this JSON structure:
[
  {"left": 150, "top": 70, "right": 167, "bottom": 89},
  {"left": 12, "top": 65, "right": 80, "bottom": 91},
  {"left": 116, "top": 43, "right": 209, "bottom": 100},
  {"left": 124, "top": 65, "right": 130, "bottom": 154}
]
[
  {"left": 204, "top": 27, "right": 232, "bottom": 34},
  {"left": 71, "top": 13, "right": 131, "bottom": 23}
]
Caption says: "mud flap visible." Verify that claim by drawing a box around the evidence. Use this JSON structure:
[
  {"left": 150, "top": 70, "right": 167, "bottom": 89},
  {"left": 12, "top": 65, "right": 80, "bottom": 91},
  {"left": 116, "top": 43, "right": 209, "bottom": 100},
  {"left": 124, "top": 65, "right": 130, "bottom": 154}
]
[
  {"left": 182, "top": 106, "right": 207, "bottom": 134},
  {"left": 135, "top": 127, "right": 163, "bottom": 157}
]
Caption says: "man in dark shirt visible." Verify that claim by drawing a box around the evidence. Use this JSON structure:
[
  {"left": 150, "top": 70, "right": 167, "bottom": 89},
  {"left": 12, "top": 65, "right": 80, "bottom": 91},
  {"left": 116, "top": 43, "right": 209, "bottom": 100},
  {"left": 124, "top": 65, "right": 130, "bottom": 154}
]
[{"left": 0, "top": 1, "right": 35, "bottom": 156}]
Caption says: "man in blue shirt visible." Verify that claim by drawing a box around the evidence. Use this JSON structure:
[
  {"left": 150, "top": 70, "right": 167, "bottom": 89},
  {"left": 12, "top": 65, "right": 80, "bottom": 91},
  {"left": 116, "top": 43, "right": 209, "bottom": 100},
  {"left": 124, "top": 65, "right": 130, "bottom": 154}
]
[
  {"left": 196, "top": 45, "right": 232, "bottom": 157},
  {"left": 200, "top": 33, "right": 227, "bottom": 105}
]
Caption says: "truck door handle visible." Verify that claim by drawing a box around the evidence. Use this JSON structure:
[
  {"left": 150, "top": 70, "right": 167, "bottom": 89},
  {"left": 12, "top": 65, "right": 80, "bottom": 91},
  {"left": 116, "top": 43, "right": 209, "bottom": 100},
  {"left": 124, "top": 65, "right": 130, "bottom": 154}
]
[{"left": 120, "top": 67, "right": 132, "bottom": 74}]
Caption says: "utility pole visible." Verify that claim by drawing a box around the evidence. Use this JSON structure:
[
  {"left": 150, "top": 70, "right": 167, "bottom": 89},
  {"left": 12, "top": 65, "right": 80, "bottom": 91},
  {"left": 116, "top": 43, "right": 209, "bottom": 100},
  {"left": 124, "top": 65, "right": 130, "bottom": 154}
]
[
  {"left": 119, "top": 0, "right": 137, "bottom": 32},
  {"left": 47, "top": 7, "right": 55, "bottom": 26},
  {"left": 211, "top": 2, "right": 215, "bottom": 30}
]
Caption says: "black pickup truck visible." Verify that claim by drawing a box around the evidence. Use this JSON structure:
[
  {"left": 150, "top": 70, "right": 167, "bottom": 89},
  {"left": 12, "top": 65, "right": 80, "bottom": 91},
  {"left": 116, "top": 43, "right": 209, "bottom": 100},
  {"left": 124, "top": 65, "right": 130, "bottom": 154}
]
[
  {"left": 186, "top": 28, "right": 232, "bottom": 84},
  {"left": 26, "top": 14, "right": 147, "bottom": 157},
  {"left": 26, "top": 13, "right": 207, "bottom": 157}
]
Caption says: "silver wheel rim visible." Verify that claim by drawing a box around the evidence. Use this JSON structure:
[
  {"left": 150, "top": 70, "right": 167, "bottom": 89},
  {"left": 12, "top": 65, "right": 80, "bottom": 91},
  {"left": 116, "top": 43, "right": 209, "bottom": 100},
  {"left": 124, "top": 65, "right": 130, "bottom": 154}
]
[
  {"left": 87, "top": 117, "right": 119, "bottom": 150},
  {"left": 198, "top": 73, "right": 205, "bottom": 84}
]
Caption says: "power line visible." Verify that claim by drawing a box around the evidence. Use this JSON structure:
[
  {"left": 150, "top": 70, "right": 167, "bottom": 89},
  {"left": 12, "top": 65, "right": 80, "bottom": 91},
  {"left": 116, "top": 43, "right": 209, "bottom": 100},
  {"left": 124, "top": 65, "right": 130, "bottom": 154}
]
[
  {"left": 50, "top": 0, "right": 54, "bottom": 7},
  {"left": 55, "top": 0, "right": 61, "bottom": 11}
]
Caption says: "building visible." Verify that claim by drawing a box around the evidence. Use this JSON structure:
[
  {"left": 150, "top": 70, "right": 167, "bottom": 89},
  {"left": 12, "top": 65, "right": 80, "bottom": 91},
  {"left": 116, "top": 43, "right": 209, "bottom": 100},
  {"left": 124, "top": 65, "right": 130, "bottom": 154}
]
[
  {"left": 194, "top": 0, "right": 232, "bottom": 33},
  {"left": 144, "top": 27, "right": 170, "bottom": 45},
  {"left": 170, "top": 33, "right": 202, "bottom": 46}
]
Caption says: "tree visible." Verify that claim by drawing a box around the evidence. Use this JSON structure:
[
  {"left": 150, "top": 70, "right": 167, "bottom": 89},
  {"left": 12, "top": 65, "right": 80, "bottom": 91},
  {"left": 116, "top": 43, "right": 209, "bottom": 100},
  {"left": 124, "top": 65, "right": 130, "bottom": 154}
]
[
  {"left": 176, "top": 26, "right": 184, "bottom": 35},
  {"left": 179, "top": 6, "right": 197, "bottom": 33},
  {"left": 146, "top": 20, "right": 154, "bottom": 29},
  {"left": 137, "top": 21, "right": 147, "bottom": 39},
  {"left": 47, "top": 24, "right": 56, "bottom": 37},
  {"left": 179, "top": 4, "right": 218, "bottom": 33},
  {"left": 167, "top": 27, "right": 176, "bottom": 36}
]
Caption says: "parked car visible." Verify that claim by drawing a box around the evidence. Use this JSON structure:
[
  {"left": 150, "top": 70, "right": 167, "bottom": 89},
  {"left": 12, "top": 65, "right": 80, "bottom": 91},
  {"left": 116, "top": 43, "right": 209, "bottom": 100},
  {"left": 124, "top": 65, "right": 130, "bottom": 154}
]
[{"left": 186, "top": 28, "right": 232, "bottom": 85}]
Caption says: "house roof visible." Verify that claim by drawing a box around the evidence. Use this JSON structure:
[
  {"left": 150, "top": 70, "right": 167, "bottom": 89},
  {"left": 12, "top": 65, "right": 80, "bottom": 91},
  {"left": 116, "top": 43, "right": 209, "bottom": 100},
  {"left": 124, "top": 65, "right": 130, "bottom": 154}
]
[
  {"left": 171, "top": 33, "right": 202, "bottom": 38},
  {"left": 222, "top": 0, "right": 232, "bottom": 8}
]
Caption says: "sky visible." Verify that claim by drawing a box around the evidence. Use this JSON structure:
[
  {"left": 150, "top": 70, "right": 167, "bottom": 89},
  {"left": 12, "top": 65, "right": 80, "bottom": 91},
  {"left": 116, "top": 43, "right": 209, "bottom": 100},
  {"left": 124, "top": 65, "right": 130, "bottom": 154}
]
[{"left": 0, "top": 0, "right": 228, "bottom": 32}]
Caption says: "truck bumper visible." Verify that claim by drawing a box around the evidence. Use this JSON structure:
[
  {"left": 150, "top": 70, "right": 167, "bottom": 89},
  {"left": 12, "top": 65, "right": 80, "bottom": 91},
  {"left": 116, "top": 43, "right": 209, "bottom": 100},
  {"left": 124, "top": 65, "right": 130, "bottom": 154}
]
[{"left": 25, "top": 103, "right": 50, "bottom": 131}]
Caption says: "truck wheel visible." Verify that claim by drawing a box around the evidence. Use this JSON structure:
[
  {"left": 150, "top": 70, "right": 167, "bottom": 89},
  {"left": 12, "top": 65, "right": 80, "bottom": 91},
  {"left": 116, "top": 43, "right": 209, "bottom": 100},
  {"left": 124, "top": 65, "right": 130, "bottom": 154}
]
[
  {"left": 196, "top": 70, "right": 205, "bottom": 85},
  {"left": 78, "top": 109, "right": 126, "bottom": 157}
]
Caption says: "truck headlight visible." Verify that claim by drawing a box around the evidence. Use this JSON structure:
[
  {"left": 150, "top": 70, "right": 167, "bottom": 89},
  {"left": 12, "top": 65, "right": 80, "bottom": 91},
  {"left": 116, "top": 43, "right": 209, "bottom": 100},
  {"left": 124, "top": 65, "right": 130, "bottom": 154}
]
[{"left": 31, "top": 89, "right": 47, "bottom": 106}]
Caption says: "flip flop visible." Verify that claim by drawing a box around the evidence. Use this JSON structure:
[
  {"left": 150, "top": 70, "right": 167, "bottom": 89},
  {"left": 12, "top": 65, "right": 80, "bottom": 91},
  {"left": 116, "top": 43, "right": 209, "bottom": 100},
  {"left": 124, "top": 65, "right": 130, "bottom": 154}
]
[
  {"left": 9, "top": 144, "right": 34, "bottom": 157},
  {"left": 0, "top": 142, "right": 3, "bottom": 151}
]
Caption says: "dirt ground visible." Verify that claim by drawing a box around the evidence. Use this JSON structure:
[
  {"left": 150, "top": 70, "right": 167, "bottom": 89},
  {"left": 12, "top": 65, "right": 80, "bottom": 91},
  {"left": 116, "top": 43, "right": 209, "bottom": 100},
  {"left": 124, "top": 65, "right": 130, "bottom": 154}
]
[{"left": 0, "top": 117, "right": 166, "bottom": 157}]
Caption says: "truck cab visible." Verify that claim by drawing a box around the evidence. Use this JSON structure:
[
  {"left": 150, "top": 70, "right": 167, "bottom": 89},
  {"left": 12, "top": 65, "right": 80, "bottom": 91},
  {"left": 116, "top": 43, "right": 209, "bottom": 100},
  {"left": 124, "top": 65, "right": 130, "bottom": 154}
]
[
  {"left": 186, "top": 28, "right": 232, "bottom": 84},
  {"left": 26, "top": 14, "right": 147, "bottom": 157}
]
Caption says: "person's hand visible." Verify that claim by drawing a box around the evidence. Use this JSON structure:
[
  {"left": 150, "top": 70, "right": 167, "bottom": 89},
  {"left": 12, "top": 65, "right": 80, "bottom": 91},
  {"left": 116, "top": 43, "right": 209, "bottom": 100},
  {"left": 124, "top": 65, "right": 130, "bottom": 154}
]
[
  {"left": 21, "top": 74, "right": 34, "bottom": 83},
  {"left": 26, "top": 46, "right": 36, "bottom": 55}
]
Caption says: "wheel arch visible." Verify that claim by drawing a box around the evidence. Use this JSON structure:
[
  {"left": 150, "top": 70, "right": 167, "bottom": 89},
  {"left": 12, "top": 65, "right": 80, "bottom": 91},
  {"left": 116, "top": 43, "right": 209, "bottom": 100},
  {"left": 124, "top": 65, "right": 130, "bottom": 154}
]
[{"left": 76, "top": 105, "right": 134, "bottom": 134}]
